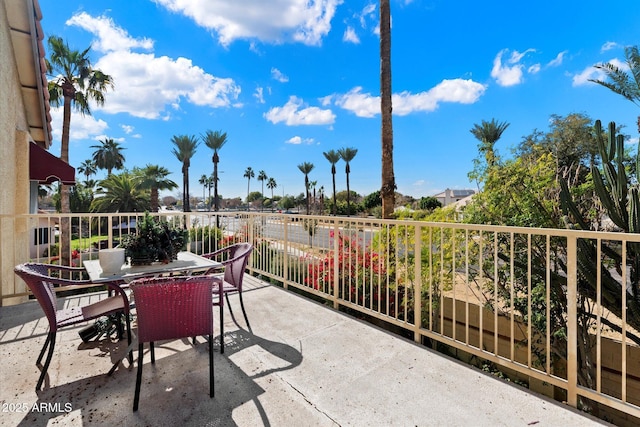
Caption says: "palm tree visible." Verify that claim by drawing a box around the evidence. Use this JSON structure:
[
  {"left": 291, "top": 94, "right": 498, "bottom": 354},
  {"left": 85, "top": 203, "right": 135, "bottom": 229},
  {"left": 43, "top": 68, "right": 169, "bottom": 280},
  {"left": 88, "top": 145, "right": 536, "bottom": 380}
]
[
  {"left": 207, "top": 176, "right": 215, "bottom": 211},
  {"left": 47, "top": 35, "right": 113, "bottom": 266},
  {"left": 91, "top": 138, "right": 126, "bottom": 176},
  {"left": 380, "top": 0, "right": 395, "bottom": 219},
  {"left": 77, "top": 160, "right": 96, "bottom": 186},
  {"left": 244, "top": 167, "right": 255, "bottom": 207},
  {"left": 297, "top": 162, "right": 314, "bottom": 214},
  {"left": 199, "top": 174, "right": 208, "bottom": 208},
  {"left": 310, "top": 180, "right": 317, "bottom": 212},
  {"left": 90, "top": 172, "right": 150, "bottom": 213},
  {"left": 258, "top": 170, "right": 268, "bottom": 211},
  {"left": 134, "top": 164, "right": 178, "bottom": 212},
  {"left": 338, "top": 148, "right": 358, "bottom": 216},
  {"left": 171, "top": 135, "right": 199, "bottom": 212},
  {"left": 470, "top": 119, "right": 509, "bottom": 167},
  {"left": 267, "top": 177, "right": 277, "bottom": 212},
  {"left": 323, "top": 149, "right": 341, "bottom": 215},
  {"left": 591, "top": 45, "right": 640, "bottom": 133},
  {"left": 202, "top": 130, "right": 227, "bottom": 212}
]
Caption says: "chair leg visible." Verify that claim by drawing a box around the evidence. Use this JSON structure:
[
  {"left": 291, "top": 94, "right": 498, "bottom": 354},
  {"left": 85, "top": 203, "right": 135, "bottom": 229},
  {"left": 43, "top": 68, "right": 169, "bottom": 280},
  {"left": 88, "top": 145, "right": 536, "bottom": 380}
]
[
  {"left": 133, "top": 343, "right": 144, "bottom": 411},
  {"left": 209, "top": 334, "right": 214, "bottom": 397},
  {"left": 36, "top": 332, "right": 52, "bottom": 365},
  {"left": 238, "top": 293, "right": 251, "bottom": 330},
  {"left": 125, "top": 313, "right": 133, "bottom": 364},
  {"left": 115, "top": 313, "right": 124, "bottom": 339},
  {"left": 224, "top": 292, "right": 237, "bottom": 327},
  {"left": 219, "top": 304, "right": 224, "bottom": 354},
  {"left": 150, "top": 342, "right": 155, "bottom": 364},
  {"left": 36, "top": 332, "right": 56, "bottom": 391}
]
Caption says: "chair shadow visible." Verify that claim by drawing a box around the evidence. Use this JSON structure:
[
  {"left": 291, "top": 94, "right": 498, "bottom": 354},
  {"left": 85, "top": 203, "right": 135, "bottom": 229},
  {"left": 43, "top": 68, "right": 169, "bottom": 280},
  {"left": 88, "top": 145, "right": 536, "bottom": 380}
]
[
  {"left": 218, "top": 328, "right": 303, "bottom": 379},
  {"left": 16, "top": 326, "right": 303, "bottom": 426}
]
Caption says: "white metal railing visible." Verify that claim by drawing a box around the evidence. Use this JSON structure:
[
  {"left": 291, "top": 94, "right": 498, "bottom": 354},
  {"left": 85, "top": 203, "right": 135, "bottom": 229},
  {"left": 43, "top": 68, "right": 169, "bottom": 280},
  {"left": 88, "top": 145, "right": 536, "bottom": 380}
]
[{"left": 2, "top": 211, "right": 640, "bottom": 423}]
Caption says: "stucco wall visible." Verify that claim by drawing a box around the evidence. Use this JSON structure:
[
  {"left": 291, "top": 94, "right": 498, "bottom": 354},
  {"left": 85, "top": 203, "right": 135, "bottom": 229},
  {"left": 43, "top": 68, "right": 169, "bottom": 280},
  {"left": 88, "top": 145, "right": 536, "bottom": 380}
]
[
  {"left": 0, "top": 2, "right": 30, "bottom": 218},
  {"left": 1, "top": 2, "right": 33, "bottom": 304}
]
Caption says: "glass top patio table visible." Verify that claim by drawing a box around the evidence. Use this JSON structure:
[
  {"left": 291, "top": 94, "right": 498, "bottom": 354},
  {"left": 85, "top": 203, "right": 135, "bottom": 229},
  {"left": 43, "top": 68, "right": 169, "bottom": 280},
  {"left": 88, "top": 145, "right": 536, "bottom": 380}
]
[{"left": 83, "top": 251, "right": 222, "bottom": 283}]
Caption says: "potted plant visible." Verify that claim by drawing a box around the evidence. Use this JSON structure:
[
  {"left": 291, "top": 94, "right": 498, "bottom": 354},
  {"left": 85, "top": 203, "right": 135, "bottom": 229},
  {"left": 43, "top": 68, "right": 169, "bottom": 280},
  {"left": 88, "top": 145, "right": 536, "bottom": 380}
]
[{"left": 121, "top": 212, "right": 187, "bottom": 265}]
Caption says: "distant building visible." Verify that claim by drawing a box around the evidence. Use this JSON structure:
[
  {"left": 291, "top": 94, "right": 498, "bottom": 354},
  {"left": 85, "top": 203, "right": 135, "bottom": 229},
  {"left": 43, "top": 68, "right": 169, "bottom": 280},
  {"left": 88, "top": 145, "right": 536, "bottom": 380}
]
[{"left": 433, "top": 189, "right": 476, "bottom": 207}]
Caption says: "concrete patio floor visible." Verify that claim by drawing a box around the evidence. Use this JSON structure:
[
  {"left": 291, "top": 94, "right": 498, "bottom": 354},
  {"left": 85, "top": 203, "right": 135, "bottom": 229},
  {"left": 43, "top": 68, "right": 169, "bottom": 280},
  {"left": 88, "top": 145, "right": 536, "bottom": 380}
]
[{"left": 0, "top": 276, "right": 609, "bottom": 426}]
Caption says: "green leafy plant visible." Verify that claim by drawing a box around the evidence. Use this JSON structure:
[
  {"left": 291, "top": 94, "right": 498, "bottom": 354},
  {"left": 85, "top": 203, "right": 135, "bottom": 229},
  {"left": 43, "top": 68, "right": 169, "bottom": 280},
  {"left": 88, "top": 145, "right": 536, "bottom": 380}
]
[{"left": 121, "top": 212, "right": 187, "bottom": 264}]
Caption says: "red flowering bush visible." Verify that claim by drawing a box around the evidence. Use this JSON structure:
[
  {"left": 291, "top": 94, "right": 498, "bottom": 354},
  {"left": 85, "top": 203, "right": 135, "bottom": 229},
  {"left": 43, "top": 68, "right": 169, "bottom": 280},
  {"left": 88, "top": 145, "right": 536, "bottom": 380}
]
[{"left": 305, "top": 230, "right": 401, "bottom": 315}]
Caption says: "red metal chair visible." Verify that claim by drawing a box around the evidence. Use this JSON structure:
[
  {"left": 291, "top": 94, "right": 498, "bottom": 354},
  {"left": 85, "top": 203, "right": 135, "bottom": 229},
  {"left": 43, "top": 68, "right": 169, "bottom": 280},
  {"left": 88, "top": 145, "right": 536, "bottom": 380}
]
[
  {"left": 130, "top": 276, "right": 216, "bottom": 412},
  {"left": 14, "top": 263, "right": 132, "bottom": 391},
  {"left": 203, "top": 242, "right": 253, "bottom": 353}
]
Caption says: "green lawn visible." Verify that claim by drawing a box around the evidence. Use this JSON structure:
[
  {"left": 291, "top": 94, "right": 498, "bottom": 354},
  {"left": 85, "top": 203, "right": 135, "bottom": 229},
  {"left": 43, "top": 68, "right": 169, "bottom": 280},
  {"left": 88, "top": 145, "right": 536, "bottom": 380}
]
[{"left": 71, "top": 234, "right": 120, "bottom": 251}]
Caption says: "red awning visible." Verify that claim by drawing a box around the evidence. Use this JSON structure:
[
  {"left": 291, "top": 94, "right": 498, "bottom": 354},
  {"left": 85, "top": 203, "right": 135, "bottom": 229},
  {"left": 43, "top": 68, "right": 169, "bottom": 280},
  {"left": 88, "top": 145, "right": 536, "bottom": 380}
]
[{"left": 29, "top": 143, "right": 76, "bottom": 185}]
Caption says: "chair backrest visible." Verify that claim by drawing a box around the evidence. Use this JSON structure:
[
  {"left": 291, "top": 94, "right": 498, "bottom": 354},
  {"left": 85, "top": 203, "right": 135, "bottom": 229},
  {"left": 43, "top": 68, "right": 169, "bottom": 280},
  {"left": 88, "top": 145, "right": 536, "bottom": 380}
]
[
  {"left": 222, "top": 243, "right": 253, "bottom": 291},
  {"left": 130, "top": 276, "right": 214, "bottom": 343},
  {"left": 14, "top": 263, "right": 59, "bottom": 330}
]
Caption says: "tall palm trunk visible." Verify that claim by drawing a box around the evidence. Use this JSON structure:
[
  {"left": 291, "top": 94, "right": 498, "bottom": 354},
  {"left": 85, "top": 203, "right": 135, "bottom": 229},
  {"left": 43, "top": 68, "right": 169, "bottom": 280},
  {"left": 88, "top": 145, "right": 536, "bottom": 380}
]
[
  {"left": 345, "top": 165, "right": 351, "bottom": 216},
  {"left": 305, "top": 176, "right": 310, "bottom": 215},
  {"left": 151, "top": 188, "right": 159, "bottom": 212},
  {"left": 59, "top": 85, "right": 74, "bottom": 266},
  {"left": 208, "top": 180, "right": 212, "bottom": 211},
  {"left": 213, "top": 152, "right": 219, "bottom": 211},
  {"left": 182, "top": 164, "right": 189, "bottom": 212},
  {"left": 380, "top": 0, "right": 395, "bottom": 219},
  {"left": 331, "top": 167, "right": 337, "bottom": 215}
]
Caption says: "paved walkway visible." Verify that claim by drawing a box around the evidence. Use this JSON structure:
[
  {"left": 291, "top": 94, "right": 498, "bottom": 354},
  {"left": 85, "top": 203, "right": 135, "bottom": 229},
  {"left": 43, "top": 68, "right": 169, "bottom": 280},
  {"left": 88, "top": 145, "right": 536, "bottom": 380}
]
[{"left": 0, "top": 276, "right": 609, "bottom": 426}]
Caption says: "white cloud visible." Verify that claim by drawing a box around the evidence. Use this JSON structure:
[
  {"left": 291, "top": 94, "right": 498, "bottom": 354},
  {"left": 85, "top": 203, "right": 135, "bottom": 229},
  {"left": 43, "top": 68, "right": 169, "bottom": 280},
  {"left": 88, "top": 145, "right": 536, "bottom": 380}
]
[
  {"left": 547, "top": 50, "right": 567, "bottom": 67},
  {"left": 528, "top": 64, "right": 541, "bottom": 74},
  {"left": 271, "top": 68, "right": 289, "bottom": 83},
  {"left": 332, "top": 87, "right": 379, "bottom": 117},
  {"left": 332, "top": 79, "right": 486, "bottom": 118},
  {"left": 601, "top": 41, "right": 618, "bottom": 52},
  {"left": 93, "top": 135, "right": 126, "bottom": 143},
  {"left": 67, "top": 12, "right": 154, "bottom": 53},
  {"left": 491, "top": 49, "right": 533, "bottom": 86},
  {"left": 50, "top": 107, "right": 109, "bottom": 144},
  {"left": 254, "top": 87, "right": 265, "bottom": 104},
  {"left": 359, "top": 4, "right": 377, "bottom": 29},
  {"left": 264, "top": 96, "right": 336, "bottom": 125},
  {"left": 572, "top": 58, "right": 627, "bottom": 87},
  {"left": 572, "top": 67, "right": 603, "bottom": 86},
  {"left": 343, "top": 26, "right": 360, "bottom": 44},
  {"left": 508, "top": 49, "right": 535, "bottom": 63},
  {"left": 154, "top": 0, "right": 343, "bottom": 47},
  {"left": 120, "top": 125, "right": 142, "bottom": 138},
  {"left": 318, "top": 95, "right": 333, "bottom": 106},
  {"left": 286, "top": 136, "right": 315, "bottom": 145},
  {"left": 67, "top": 13, "right": 241, "bottom": 119}
]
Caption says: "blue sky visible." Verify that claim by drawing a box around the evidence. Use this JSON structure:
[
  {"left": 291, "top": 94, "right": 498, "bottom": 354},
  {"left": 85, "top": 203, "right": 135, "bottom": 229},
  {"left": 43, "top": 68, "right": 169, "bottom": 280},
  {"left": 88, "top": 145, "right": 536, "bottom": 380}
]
[{"left": 40, "top": 0, "right": 640, "bottom": 201}]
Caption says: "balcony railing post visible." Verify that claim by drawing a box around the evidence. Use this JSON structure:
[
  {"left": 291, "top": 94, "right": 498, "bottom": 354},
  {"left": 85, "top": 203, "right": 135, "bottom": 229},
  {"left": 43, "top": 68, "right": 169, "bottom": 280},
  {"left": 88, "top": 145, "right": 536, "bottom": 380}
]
[
  {"left": 414, "top": 224, "right": 422, "bottom": 343},
  {"left": 333, "top": 219, "right": 339, "bottom": 309},
  {"left": 566, "top": 235, "right": 578, "bottom": 408},
  {"left": 283, "top": 215, "right": 289, "bottom": 290},
  {"left": 107, "top": 215, "right": 114, "bottom": 250}
]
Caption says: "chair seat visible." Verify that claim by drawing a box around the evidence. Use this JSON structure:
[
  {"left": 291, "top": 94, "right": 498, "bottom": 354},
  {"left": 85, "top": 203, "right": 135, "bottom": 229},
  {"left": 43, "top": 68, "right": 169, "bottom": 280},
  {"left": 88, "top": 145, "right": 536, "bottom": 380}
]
[
  {"left": 57, "top": 296, "right": 127, "bottom": 328},
  {"left": 220, "top": 280, "right": 238, "bottom": 293}
]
